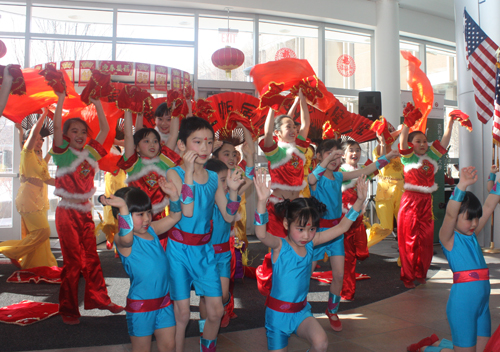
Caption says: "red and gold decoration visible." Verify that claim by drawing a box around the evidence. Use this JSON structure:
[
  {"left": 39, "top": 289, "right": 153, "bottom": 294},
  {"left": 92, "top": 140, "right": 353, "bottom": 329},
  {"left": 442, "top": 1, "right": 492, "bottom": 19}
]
[
  {"left": 117, "top": 84, "right": 152, "bottom": 114},
  {"left": 78, "top": 60, "right": 96, "bottom": 87},
  {"left": 322, "top": 121, "right": 341, "bottom": 140},
  {"left": 337, "top": 54, "right": 356, "bottom": 77},
  {"left": 135, "top": 63, "right": 151, "bottom": 89},
  {"left": 154, "top": 65, "right": 168, "bottom": 91},
  {"left": 0, "top": 64, "right": 26, "bottom": 96},
  {"left": 275, "top": 48, "right": 297, "bottom": 61},
  {"left": 370, "top": 116, "right": 395, "bottom": 144},
  {"left": 171, "top": 69, "right": 182, "bottom": 90},
  {"left": 402, "top": 102, "right": 423, "bottom": 128},
  {"left": 211, "top": 46, "right": 245, "bottom": 78},
  {"left": 166, "top": 89, "right": 188, "bottom": 119},
  {"left": 60, "top": 61, "right": 75, "bottom": 82},
  {"left": 80, "top": 70, "right": 114, "bottom": 105},
  {"left": 46, "top": 62, "right": 56, "bottom": 69},
  {"left": 39, "top": 65, "right": 66, "bottom": 95},
  {"left": 193, "top": 99, "right": 215, "bottom": 121},
  {"left": 99, "top": 60, "right": 133, "bottom": 76},
  {"left": 0, "top": 40, "right": 6, "bottom": 58},
  {"left": 34, "top": 64, "right": 42, "bottom": 71},
  {"left": 449, "top": 109, "right": 473, "bottom": 132}
]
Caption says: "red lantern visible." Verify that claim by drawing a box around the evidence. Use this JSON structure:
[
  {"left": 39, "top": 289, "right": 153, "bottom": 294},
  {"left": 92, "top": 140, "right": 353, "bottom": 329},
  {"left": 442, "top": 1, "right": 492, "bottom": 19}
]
[
  {"left": 0, "top": 40, "right": 6, "bottom": 59},
  {"left": 211, "top": 46, "right": 244, "bottom": 78}
]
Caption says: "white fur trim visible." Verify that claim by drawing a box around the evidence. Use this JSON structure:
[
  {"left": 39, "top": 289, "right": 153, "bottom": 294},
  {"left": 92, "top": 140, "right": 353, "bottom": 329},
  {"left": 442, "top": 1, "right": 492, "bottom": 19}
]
[
  {"left": 403, "top": 154, "right": 439, "bottom": 175},
  {"left": 342, "top": 206, "right": 349, "bottom": 214},
  {"left": 152, "top": 197, "right": 170, "bottom": 215},
  {"left": 269, "top": 141, "right": 306, "bottom": 170},
  {"left": 126, "top": 161, "right": 168, "bottom": 184},
  {"left": 56, "top": 148, "right": 99, "bottom": 178},
  {"left": 268, "top": 195, "right": 284, "bottom": 204},
  {"left": 54, "top": 187, "right": 96, "bottom": 201},
  {"left": 155, "top": 127, "right": 170, "bottom": 143},
  {"left": 404, "top": 183, "right": 438, "bottom": 194},
  {"left": 271, "top": 180, "right": 307, "bottom": 192},
  {"left": 110, "top": 147, "right": 122, "bottom": 156},
  {"left": 57, "top": 200, "right": 93, "bottom": 212},
  {"left": 340, "top": 163, "right": 359, "bottom": 192}
]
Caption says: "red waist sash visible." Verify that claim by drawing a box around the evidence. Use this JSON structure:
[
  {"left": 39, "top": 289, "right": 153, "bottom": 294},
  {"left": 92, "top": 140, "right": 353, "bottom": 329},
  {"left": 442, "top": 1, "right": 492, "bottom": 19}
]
[
  {"left": 213, "top": 241, "right": 230, "bottom": 254},
  {"left": 168, "top": 221, "right": 213, "bottom": 246},
  {"left": 453, "top": 268, "right": 489, "bottom": 284},
  {"left": 266, "top": 295, "right": 307, "bottom": 313},
  {"left": 125, "top": 293, "right": 172, "bottom": 313},
  {"left": 319, "top": 218, "right": 340, "bottom": 228}
]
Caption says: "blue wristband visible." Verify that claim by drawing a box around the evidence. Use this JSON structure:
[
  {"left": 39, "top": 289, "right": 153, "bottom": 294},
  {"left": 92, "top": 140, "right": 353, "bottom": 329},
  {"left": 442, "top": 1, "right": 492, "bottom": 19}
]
[
  {"left": 345, "top": 208, "right": 361, "bottom": 221},
  {"left": 180, "top": 183, "right": 194, "bottom": 204},
  {"left": 245, "top": 166, "right": 255, "bottom": 180},
  {"left": 117, "top": 213, "right": 134, "bottom": 237},
  {"left": 450, "top": 187, "right": 466, "bottom": 202},
  {"left": 312, "top": 165, "right": 326, "bottom": 180},
  {"left": 376, "top": 155, "right": 389, "bottom": 170},
  {"left": 169, "top": 198, "right": 181, "bottom": 213},
  {"left": 488, "top": 172, "right": 496, "bottom": 182},
  {"left": 226, "top": 194, "right": 241, "bottom": 216},
  {"left": 490, "top": 181, "right": 500, "bottom": 196},
  {"left": 254, "top": 211, "right": 269, "bottom": 226}
]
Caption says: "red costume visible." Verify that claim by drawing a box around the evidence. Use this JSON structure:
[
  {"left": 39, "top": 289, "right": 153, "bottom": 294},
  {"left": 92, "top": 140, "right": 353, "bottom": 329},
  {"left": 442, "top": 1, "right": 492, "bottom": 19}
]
[
  {"left": 397, "top": 140, "right": 447, "bottom": 286},
  {"left": 50, "top": 137, "right": 113, "bottom": 319}
]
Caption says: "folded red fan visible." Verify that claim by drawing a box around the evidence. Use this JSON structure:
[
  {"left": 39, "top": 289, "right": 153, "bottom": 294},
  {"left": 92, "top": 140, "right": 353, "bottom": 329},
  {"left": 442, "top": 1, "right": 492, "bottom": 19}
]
[
  {"left": 193, "top": 99, "right": 215, "bottom": 120},
  {"left": 183, "top": 83, "right": 195, "bottom": 101},
  {"left": 0, "top": 64, "right": 26, "bottom": 95},
  {"left": 370, "top": 116, "right": 395, "bottom": 144},
  {"left": 289, "top": 75, "right": 333, "bottom": 112},
  {"left": 256, "top": 252, "right": 273, "bottom": 296},
  {"left": 80, "top": 70, "right": 115, "bottom": 105},
  {"left": 322, "top": 121, "right": 341, "bottom": 140},
  {"left": 38, "top": 65, "right": 66, "bottom": 94},
  {"left": 402, "top": 102, "right": 423, "bottom": 128},
  {"left": 117, "top": 84, "right": 152, "bottom": 114},
  {"left": 258, "top": 82, "right": 287, "bottom": 111},
  {"left": 449, "top": 109, "right": 473, "bottom": 132}
]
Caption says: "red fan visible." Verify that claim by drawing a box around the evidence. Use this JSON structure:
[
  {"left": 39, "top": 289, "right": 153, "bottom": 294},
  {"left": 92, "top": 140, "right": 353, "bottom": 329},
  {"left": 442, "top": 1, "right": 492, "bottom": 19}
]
[
  {"left": 0, "top": 64, "right": 25, "bottom": 95},
  {"left": 142, "top": 97, "right": 167, "bottom": 128},
  {"left": 206, "top": 92, "right": 264, "bottom": 145},
  {"left": 80, "top": 70, "right": 114, "bottom": 105},
  {"left": 38, "top": 65, "right": 66, "bottom": 95},
  {"left": 344, "top": 114, "right": 377, "bottom": 143},
  {"left": 449, "top": 109, "right": 472, "bottom": 132}
]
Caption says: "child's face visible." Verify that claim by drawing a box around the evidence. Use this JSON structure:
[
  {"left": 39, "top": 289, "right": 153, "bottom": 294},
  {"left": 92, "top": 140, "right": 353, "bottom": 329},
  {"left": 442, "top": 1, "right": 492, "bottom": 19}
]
[
  {"left": 34, "top": 134, "right": 44, "bottom": 151},
  {"left": 66, "top": 121, "right": 88, "bottom": 150},
  {"left": 218, "top": 170, "right": 229, "bottom": 193},
  {"left": 344, "top": 143, "right": 361, "bottom": 166},
  {"left": 136, "top": 132, "right": 160, "bottom": 159},
  {"left": 180, "top": 128, "right": 214, "bottom": 165},
  {"left": 217, "top": 143, "right": 237, "bottom": 169},
  {"left": 455, "top": 212, "right": 478, "bottom": 236},
  {"left": 132, "top": 210, "right": 152, "bottom": 235},
  {"left": 411, "top": 133, "right": 428, "bottom": 155},
  {"left": 285, "top": 216, "right": 317, "bottom": 247},
  {"left": 275, "top": 117, "right": 296, "bottom": 143},
  {"left": 318, "top": 147, "right": 341, "bottom": 171},
  {"left": 155, "top": 114, "right": 171, "bottom": 134}
]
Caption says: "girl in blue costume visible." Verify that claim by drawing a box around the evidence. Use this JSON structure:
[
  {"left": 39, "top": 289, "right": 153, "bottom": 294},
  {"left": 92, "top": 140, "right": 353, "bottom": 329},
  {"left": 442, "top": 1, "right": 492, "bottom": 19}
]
[
  {"left": 166, "top": 116, "right": 243, "bottom": 352},
  {"left": 308, "top": 139, "right": 399, "bottom": 331},
  {"left": 407, "top": 166, "right": 491, "bottom": 352},
  {"left": 253, "top": 168, "right": 367, "bottom": 352},
  {"left": 99, "top": 181, "right": 181, "bottom": 352}
]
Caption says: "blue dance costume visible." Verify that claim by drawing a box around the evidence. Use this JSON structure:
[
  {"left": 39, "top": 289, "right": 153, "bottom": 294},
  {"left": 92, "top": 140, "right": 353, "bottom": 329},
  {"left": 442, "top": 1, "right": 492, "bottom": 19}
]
[
  {"left": 166, "top": 166, "right": 222, "bottom": 300},
  {"left": 266, "top": 238, "right": 314, "bottom": 350},
  {"left": 311, "top": 171, "right": 345, "bottom": 261},
  {"left": 441, "top": 231, "right": 491, "bottom": 348},
  {"left": 211, "top": 202, "right": 232, "bottom": 279},
  {"left": 118, "top": 226, "right": 175, "bottom": 337}
]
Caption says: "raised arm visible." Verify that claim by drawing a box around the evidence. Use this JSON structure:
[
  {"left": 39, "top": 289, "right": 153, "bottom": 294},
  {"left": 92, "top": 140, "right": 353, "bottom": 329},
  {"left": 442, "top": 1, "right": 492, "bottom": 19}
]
[
  {"left": 0, "top": 65, "right": 13, "bottom": 116},
  {"left": 99, "top": 194, "right": 135, "bottom": 252},
  {"left": 151, "top": 177, "right": 182, "bottom": 234},
  {"left": 215, "top": 168, "right": 244, "bottom": 223},
  {"left": 91, "top": 98, "right": 109, "bottom": 145},
  {"left": 237, "top": 124, "right": 255, "bottom": 194},
  {"left": 52, "top": 91, "right": 66, "bottom": 147},
  {"left": 375, "top": 132, "right": 387, "bottom": 157},
  {"left": 342, "top": 149, "right": 400, "bottom": 181},
  {"left": 400, "top": 124, "right": 410, "bottom": 151},
  {"left": 477, "top": 181, "right": 500, "bottom": 234},
  {"left": 487, "top": 165, "right": 499, "bottom": 193},
  {"left": 123, "top": 110, "right": 136, "bottom": 160},
  {"left": 25, "top": 108, "right": 49, "bottom": 151},
  {"left": 439, "top": 117, "right": 455, "bottom": 149},
  {"left": 263, "top": 108, "right": 276, "bottom": 148},
  {"left": 297, "top": 89, "right": 310, "bottom": 139},
  {"left": 308, "top": 149, "right": 343, "bottom": 188},
  {"left": 166, "top": 115, "right": 179, "bottom": 151},
  {"left": 135, "top": 113, "right": 144, "bottom": 130}
]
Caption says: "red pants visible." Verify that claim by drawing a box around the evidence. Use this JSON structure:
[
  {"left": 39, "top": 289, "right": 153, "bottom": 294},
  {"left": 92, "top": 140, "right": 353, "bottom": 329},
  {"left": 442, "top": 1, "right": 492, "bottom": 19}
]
[
  {"left": 397, "top": 191, "right": 434, "bottom": 285},
  {"left": 56, "top": 207, "right": 112, "bottom": 318},
  {"left": 341, "top": 216, "right": 368, "bottom": 300}
]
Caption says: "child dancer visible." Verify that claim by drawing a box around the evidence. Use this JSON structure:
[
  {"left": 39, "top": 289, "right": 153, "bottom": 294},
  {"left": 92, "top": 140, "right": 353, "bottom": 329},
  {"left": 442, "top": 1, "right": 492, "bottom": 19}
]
[
  {"left": 166, "top": 116, "right": 243, "bottom": 352},
  {"left": 398, "top": 117, "right": 455, "bottom": 288},
  {"left": 50, "top": 92, "right": 123, "bottom": 324},
  {"left": 135, "top": 103, "right": 181, "bottom": 153},
  {"left": 308, "top": 139, "right": 398, "bottom": 331},
  {"left": 407, "top": 166, "right": 491, "bottom": 352},
  {"left": 118, "top": 110, "right": 181, "bottom": 247},
  {"left": 100, "top": 180, "right": 181, "bottom": 352},
  {"left": 253, "top": 168, "right": 367, "bottom": 352}
]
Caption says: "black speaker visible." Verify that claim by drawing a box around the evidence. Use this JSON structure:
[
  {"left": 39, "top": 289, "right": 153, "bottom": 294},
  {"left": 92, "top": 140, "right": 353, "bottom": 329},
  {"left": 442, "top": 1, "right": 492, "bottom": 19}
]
[{"left": 359, "top": 91, "right": 382, "bottom": 121}]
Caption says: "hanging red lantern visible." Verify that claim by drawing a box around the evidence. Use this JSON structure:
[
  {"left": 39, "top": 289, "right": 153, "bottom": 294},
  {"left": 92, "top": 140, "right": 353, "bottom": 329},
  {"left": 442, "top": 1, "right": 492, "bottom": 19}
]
[
  {"left": 0, "top": 40, "right": 7, "bottom": 59},
  {"left": 211, "top": 46, "right": 244, "bottom": 78}
]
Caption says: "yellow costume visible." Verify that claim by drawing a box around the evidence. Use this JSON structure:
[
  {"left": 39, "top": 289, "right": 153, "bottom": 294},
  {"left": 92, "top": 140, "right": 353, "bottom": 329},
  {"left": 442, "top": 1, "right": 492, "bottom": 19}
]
[
  {"left": 299, "top": 147, "right": 314, "bottom": 198},
  {"left": 101, "top": 169, "right": 127, "bottom": 245},
  {"left": 0, "top": 148, "right": 56, "bottom": 268},
  {"left": 368, "top": 148, "right": 404, "bottom": 248}
]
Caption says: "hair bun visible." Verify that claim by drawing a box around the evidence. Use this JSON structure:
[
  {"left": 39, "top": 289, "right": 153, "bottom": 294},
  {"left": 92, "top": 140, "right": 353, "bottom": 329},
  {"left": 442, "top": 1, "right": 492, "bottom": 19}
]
[{"left": 308, "top": 196, "right": 327, "bottom": 216}]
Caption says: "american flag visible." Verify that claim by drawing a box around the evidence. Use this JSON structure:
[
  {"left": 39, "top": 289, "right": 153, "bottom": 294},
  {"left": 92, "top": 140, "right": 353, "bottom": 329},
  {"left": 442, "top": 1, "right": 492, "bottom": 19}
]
[
  {"left": 463, "top": 9, "right": 499, "bottom": 124},
  {"left": 493, "top": 63, "right": 500, "bottom": 145}
]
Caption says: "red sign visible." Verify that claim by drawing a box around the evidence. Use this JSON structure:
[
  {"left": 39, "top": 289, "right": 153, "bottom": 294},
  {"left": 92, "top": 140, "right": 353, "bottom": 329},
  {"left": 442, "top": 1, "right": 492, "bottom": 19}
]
[
  {"left": 275, "top": 48, "right": 297, "bottom": 61},
  {"left": 135, "top": 63, "right": 150, "bottom": 89},
  {"left": 154, "top": 65, "right": 168, "bottom": 91},
  {"left": 337, "top": 54, "right": 356, "bottom": 77},
  {"left": 79, "top": 60, "right": 96, "bottom": 86},
  {"left": 171, "top": 69, "right": 182, "bottom": 90},
  {"left": 183, "top": 71, "right": 191, "bottom": 87},
  {"left": 46, "top": 62, "right": 56, "bottom": 69},
  {"left": 99, "top": 61, "right": 133, "bottom": 76},
  {"left": 61, "top": 61, "right": 75, "bottom": 82}
]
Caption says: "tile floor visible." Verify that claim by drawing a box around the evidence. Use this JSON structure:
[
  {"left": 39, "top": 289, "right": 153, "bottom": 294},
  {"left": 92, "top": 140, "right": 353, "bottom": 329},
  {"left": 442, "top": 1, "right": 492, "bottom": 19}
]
[{"left": 22, "top": 239, "right": 500, "bottom": 352}]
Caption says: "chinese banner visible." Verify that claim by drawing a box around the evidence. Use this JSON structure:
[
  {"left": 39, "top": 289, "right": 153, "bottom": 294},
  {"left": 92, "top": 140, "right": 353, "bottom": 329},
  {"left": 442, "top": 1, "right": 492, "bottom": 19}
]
[
  {"left": 99, "top": 61, "right": 133, "bottom": 76},
  {"left": 171, "top": 68, "right": 182, "bottom": 90},
  {"left": 135, "top": 63, "right": 150, "bottom": 89},
  {"left": 34, "top": 64, "right": 42, "bottom": 71},
  {"left": 79, "top": 60, "right": 96, "bottom": 87},
  {"left": 61, "top": 61, "right": 75, "bottom": 82},
  {"left": 183, "top": 71, "right": 191, "bottom": 88},
  {"left": 46, "top": 62, "right": 56, "bottom": 69},
  {"left": 154, "top": 65, "right": 168, "bottom": 91}
]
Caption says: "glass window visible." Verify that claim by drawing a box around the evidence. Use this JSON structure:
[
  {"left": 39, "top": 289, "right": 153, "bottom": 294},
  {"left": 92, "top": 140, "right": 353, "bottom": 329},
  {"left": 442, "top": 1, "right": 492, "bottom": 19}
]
[
  {"left": 0, "top": 3, "right": 26, "bottom": 33},
  {"left": 198, "top": 16, "right": 254, "bottom": 81},
  {"left": 325, "top": 29, "right": 371, "bottom": 90},
  {"left": 400, "top": 41, "right": 420, "bottom": 90},
  {"left": 259, "top": 21, "right": 318, "bottom": 74},
  {"left": 116, "top": 44, "right": 194, "bottom": 73},
  {"left": 0, "top": 38, "right": 25, "bottom": 67},
  {"left": 117, "top": 11, "right": 194, "bottom": 41},
  {"left": 31, "top": 6, "right": 113, "bottom": 37},
  {"left": 426, "top": 46, "right": 457, "bottom": 101},
  {"left": 0, "top": 119, "right": 15, "bottom": 228},
  {"left": 30, "top": 40, "right": 112, "bottom": 67}
]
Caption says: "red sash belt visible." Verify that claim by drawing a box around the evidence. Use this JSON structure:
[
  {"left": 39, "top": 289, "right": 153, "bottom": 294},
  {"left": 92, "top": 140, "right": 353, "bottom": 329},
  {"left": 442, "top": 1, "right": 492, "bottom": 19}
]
[
  {"left": 168, "top": 221, "right": 213, "bottom": 246},
  {"left": 453, "top": 268, "right": 489, "bottom": 284},
  {"left": 125, "top": 293, "right": 172, "bottom": 313},
  {"left": 266, "top": 295, "right": 307, "bottom": 313},
  {"left": 213, "top": 241, "right": 230, "bottom": 254},
  {"left": 319, "top": 218, "right": 340, "bottom": 228}
]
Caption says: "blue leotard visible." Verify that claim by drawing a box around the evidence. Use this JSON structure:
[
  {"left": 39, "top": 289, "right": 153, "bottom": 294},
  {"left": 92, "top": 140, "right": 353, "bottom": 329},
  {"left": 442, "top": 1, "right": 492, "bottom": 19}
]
[
  {"left": 211, "top": 200, "right": 232, "bottom": 279},
  {"left": 441, "top": 231, "right": 490, "bottom": 348},
  {"left": 118, "top": 227, "right": 175, "bottom": 337},
  {"left": 266, "top": 238, "right": 314, "bottom": 350},
  {"left": 311, "top": 171, "right": 345, "bottom": 261},
  {"left": 166, "top": 166, "right": 222, "bottom": 300}
]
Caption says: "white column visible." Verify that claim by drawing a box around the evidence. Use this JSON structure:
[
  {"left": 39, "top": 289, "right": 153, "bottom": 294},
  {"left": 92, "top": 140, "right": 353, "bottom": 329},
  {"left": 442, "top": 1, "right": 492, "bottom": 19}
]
[{"left": 374, "top": 0, "right": 401, "bottom": 128}]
